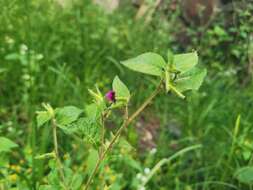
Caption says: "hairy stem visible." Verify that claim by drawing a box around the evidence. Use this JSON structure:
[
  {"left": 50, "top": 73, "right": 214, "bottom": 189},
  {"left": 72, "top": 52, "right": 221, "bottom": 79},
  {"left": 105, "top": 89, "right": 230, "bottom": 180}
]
[
  {"left": 52, "top": 118, "right": 67, "bottom": 190},
  {"left": 100, "top": 115, "right": 105, "bottom": 156},
  {"left": 83, "top": 81, "right": 163, "bottom": 190}
]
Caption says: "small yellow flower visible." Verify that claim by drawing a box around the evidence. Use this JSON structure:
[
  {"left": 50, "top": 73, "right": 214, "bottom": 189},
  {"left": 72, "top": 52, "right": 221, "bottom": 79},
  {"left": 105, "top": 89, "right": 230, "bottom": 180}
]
[
  {"left": 109, "top": 175, "right": 116, "bottom": 183},
  {"left": 63, "top": 154, "right": 69, "bottom": 160},
  {"left": 10, "top": 165, "right": 14, "bottom": 170},
  {"left": 10, "top": 165, "right": 17, "bottom": 171},
  {"left": 19, "top": 159, "right": 25, "bottom": 165},
  {"left": 27, "top": 168, "right": 32, "bottom": 173},
  {"left": 120, "top": 148, "right": 125, "bottom": 154},
  {"left": 185, "top": 185, "right": 192, "bottom": 190},
  {"left": 73, "top": 165, "right": 78, "bottom": 171},
  {"left": 9, "top": 174, "right": 18, "bottom": 182},
  {"left": 27, "top": 148, "right": 32, "bottom": 155},
  {"left": 105, "top": 166, "right": 111, "bottom": 173},
  {"left": 72, "top": 144, "right": 77, "bottom": 150},
  {"left": 244, "top": 139, "right": 252, "bottom": 147},
  {"left": 14, "top": 165, "right": 21, "bottom": 173},
  {"left": 98, "top": 174, "right": 103, "bottom": 180}
]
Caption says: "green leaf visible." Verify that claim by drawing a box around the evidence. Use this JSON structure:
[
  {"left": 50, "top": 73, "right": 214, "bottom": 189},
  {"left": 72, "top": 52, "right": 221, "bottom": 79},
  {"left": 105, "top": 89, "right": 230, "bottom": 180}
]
[
  {"left": 64, "top": 167, "right": 74, "bottom": 186},
  {"left": 47, "top": 166, "right": 61, "bottom": 187},
  {"left": 234, "top": 167, "right": 253, "bottom": 184},
  {"left": 71, "top": 173, "right": 83, "bottom": 190},
  {"left": 174, "top": 67, "right": 207, "bottom": 93},
  {"left": 214, "top": 26, "right": 227, "bottom": 36},
  {"left": 80, "top": 118, "right": 101, "bottom": 145},
  {"left": 109, "top": 184, "right": 121, "bottom": 190},
  {"left": 39, "top": 185, "right": 58, "bottom": 190},
  {"left": 113, "top": 76, "right": 130, "bottom": 100},
  {"left": 121, "top": 52, "right": 166, "bottom": 76},
  {"left": 86, "top": 149, "right": 99, "bottom": 176},
  {"left": 122, "top": 156, "right": 142, "bottom": 171},
  {"left": 68, "top": 117, "right": 101, "bottom": 146},
  {"left": 173, "top": 52, "right": 198, "bottom": 73},
  {"left": 85, "top": 103, "right": 103, "bottom": 120},
  {"left": 37, "top": 111, "right": 52, "bottom": 128},
  {"left": 0, "top": 137, "right": 18, "bottom": 152},
  {"left": 55, "top": 106, "right": 83, "bottom": 126}
]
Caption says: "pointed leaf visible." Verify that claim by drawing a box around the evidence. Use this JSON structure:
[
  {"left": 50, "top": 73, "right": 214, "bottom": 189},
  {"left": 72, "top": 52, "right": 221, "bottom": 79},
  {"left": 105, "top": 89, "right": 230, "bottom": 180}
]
[
  {"left": 174, "top": 52, "right": 198, "bottom": 73},
  {"left": 113, "top": 76, "right": 130, "bottom": 100},
  {"left": 0, "top": 137, "right": 18, "bottom": 152},
  {"left": 174, "top": 68, "right": 207, "bottom": 93},
  {"left": 121, "top": 52, "right": 166, "bottom": 76},
  {"left": 85, "top": 103, "right": 103, "bottom": 120},
  {"left": 37, "top": 111, "right": 52, "bottom": 128},
  {"left": 55, "top": 106, "right": 83, "bottom": 126},
  {"left": 67, "top": 117, "right": 101, "bottom": 146},
  {"left": 71, "top": 173, "right": 83, "bottom": 190},
  {"left": 86, "top": 149, "right": 99, "bottom": 176}
]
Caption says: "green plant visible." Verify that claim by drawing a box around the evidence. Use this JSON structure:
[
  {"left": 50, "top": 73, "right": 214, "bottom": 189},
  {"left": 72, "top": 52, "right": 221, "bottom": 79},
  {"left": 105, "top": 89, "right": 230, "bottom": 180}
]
[
  {"left": 36, "top": 51, "right": 206, "bottom": 189},
  {"left": 2, "top": 1, "right": 253, "bottom": 189}
]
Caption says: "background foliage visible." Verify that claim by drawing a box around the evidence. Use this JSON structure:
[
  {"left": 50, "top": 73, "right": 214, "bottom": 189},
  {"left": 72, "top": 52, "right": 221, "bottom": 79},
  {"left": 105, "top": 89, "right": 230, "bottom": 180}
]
[{"left": 0, "top": 0, "right": 253, "bottom": 189}]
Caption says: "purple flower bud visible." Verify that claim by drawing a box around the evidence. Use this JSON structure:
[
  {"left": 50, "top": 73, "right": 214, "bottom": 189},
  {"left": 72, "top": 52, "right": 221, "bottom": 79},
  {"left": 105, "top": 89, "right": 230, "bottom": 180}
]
[{"left": 105, "top": 90, "right": 116, "bottom": 102}]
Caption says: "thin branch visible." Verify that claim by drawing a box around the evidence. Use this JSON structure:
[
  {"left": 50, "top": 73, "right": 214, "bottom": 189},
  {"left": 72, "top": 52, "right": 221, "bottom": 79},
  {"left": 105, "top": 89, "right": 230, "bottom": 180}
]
[
  {"left": 52, "top": 118, "right": 68, "bottom": 190},
  {"left": 83, "top": 80, "right": 163, "bottom": 190}
]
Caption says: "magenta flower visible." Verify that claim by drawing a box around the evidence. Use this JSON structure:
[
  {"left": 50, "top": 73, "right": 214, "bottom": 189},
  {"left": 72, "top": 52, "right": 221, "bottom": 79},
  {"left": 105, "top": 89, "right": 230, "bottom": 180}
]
[{"left": 105, "top": 90, "right": 116, "bottom": 103}]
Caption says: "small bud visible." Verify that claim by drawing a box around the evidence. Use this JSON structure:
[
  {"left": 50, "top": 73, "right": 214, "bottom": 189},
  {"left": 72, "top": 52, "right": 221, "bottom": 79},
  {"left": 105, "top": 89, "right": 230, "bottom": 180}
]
[
  {"left": 88, "top": 89, "right": 103, "bottom": 103},
  {"left": 42, "top": 103, "right": 55, "bottom": 118},
  {"left": 105, "top": 90, "right": 116, "bottom": 103}
]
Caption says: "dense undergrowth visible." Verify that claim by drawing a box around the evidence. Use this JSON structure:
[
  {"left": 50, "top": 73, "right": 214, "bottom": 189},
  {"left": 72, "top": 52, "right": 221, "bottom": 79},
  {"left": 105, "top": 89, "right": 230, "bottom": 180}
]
[{"left": 0, "top": 0, "right": 253, "bottom": 189}]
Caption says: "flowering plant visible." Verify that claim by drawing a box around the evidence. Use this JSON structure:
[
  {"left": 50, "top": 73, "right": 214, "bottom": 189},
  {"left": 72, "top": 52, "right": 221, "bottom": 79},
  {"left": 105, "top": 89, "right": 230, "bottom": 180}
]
[{"left": 36, "top": 51, "right": 206, "bottom": 190}]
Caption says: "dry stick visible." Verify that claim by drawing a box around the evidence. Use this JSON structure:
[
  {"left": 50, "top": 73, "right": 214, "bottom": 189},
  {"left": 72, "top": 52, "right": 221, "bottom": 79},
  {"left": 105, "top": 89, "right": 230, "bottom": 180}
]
[
  {"left": 83, "top": 81, "right": 163, "bottom": 190},
  {"left": 52, "top": 118, "right": 68, "bottom": 190}
]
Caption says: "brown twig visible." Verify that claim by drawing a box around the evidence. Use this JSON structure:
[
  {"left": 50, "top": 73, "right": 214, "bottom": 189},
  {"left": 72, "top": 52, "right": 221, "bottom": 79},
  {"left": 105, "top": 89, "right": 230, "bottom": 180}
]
[{"left": 82, "top": 81, "right": 163, "bottom": 190}]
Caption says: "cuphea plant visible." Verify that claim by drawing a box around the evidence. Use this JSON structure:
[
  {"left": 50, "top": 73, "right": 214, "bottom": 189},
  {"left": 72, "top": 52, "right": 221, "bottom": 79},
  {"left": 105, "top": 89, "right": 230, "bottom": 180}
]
[{"left": 36, "top": 51, "right": 206, "bottom": 190}]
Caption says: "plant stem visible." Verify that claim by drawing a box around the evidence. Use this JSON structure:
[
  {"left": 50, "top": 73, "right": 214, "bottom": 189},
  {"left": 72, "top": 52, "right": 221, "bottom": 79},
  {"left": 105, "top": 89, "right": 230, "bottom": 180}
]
[
  {"left": 100, "top": 115, "right": 105, "bottom": 155},
  {"left": 52, "top": 118, "right": 68, "bottom": 190},
  {"left": 142, "top": 144, "right": 202, "bottom": 186},
  {"left": 83, "top": 81, "right": 163, "bottom": 190}
]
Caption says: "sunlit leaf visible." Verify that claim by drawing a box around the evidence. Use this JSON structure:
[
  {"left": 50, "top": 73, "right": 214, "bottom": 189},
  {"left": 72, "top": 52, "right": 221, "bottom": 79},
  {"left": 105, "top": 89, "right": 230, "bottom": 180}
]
[
  {"left": 86, "top": 149, "right": 99, "bottom": 176},
  {"left": 37, "top": 111, "right": 52, "bottom": 128},
  {"left": 173, "top": 52, "right": 198, "bottom": 73},
  {"left": 174, "top": 67, "right": 207, "bottom": 93},
  {"left": 71, "top": 173, "right": 83, "bottom": 190},
  {"left": 121, "top": 52, "right": 166, "bottom": 76},
  {"left": 66, "top": 117, "right": 101, "bottom": 146},
  {"left": 113, "top": 76, "right": 130, "bottom": 100},
  {"left": 85, "top": 103, "right": 103, "bottom": 120},
  {"left": 55, "top": 106, "right": 83, "bottom": 126}
]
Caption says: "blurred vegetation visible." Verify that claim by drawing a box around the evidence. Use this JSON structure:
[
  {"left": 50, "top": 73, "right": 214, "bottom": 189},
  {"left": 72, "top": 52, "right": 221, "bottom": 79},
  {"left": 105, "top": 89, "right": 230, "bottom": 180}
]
[{"left": 0, "top": 0, "right": 253, "bottom": 189}]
